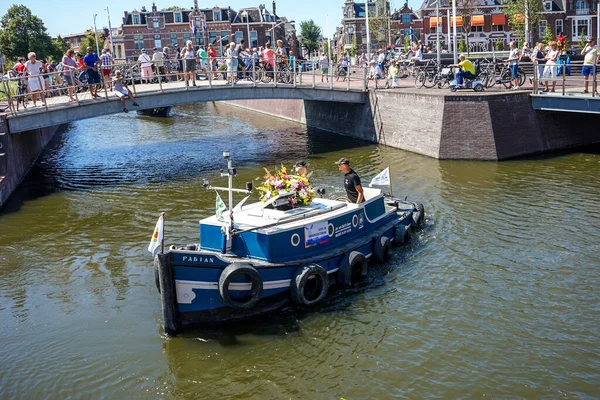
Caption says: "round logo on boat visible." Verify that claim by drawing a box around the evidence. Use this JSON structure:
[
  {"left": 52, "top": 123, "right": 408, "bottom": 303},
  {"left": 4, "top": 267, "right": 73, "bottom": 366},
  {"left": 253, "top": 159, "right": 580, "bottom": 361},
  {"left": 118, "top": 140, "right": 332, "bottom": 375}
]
[
  {"left": 328, "top": 223, "right": 335, "bottom": 237},
  {"left": 291, "top": 233, "right": 301, "bottom": 247},
  {"left": 352, "top": 214, "right": 359, "bottom": 227}
]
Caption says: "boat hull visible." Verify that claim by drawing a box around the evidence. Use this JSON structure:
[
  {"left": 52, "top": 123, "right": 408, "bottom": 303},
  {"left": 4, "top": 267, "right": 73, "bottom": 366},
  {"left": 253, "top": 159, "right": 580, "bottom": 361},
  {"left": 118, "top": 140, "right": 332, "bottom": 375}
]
[{"left": 155, "top": 200, "right": 424, "bottom": 335}]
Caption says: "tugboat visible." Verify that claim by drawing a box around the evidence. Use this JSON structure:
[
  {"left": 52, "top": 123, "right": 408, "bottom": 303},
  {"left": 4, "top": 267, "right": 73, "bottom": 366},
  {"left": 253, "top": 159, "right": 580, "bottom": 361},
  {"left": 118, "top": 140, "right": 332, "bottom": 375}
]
[{"left": 152, "top": 152, "right": 425, "bottom": 335}]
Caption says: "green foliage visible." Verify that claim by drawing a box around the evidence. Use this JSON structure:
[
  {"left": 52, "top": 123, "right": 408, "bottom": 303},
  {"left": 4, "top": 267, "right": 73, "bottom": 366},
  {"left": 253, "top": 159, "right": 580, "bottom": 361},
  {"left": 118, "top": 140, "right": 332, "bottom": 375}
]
[
  {"left": 495, "top": 41, "right": 505, "bottom": 51},
  {"left": 80, "top": 30, "right": 105, "bottom": 53},
  {"left": 403, "top": 34, "right": 410, "bottom": 52},
  {"left": 542, "top": 24, "right": 555, "bottom": 45},
  {"left": 349, "top": 37, "right": 357, "bottom": 57},
  {"left": 458, "top": 38, "right": 468, "bottom": 53},
  {"left": 505, "top": 0, "right": 544, "bottom": 44},
  {"left": 48, "top": 36, "right": 71, "bottom": 62},
  {"left": 0, "top": 5, "right": 55, "bottom": 60},
  {"left": 578, "top": 28, "right": 587, "bottom": 49},
  {"left": 368, "top": 4, "right": 389, "bottom": 43},
  {"left": 299, "top": 20, "right": 322, "bottom": 57},
  {"left": 163, "top": 6, "right": 183, "bottom": 11}
]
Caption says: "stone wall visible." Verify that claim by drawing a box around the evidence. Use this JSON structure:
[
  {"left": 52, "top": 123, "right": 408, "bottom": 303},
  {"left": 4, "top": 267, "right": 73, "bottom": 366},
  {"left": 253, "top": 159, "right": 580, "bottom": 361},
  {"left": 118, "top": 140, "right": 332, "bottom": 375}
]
[{"left": 0, "top": 116, "right": 63, "bottom": 208}]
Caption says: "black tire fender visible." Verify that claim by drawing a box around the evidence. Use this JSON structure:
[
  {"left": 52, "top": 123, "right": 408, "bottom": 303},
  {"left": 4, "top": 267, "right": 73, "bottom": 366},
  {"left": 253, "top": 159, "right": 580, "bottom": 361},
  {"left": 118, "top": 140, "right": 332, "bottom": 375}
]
[
  {"left": 337, "top": 251, "right": 368, "bottom": 287},
  {"left": 373, "top": 236, "right": 392, "bottom": 263},
  {"left": 394, "top": 225, "right": 411, "bottom": 244},
  {"left": 218, "top": 263, "right": 263, "bottom": 309},
  {"left": 290, "top": 264, "right": 329, "bottom": 306},
  {"left": 412, "top": 203, "right": 425, "bottom": 227}
]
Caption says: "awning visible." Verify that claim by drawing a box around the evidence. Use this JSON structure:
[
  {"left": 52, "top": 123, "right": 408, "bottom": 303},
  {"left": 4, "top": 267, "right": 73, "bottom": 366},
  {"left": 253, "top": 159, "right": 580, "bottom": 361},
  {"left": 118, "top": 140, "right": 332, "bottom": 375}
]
[
  {"left": 492, "top": 14, "right": 506, "bottom": 25},
  {"left": 450, "top": 16, "right": 463, "bottom": 27},
  {"left": 429, "top": 17, "right": 442, "bottom": 28},
  {"left": 472, "top": 14, "right": 484, "bottom": 26}
]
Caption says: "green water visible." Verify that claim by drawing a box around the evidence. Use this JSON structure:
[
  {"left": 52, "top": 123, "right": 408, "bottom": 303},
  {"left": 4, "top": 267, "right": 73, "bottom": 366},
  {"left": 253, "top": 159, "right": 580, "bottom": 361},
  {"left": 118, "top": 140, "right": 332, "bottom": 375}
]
[{"left": 1, "top": 103, "right": 599, "bottom": 399}]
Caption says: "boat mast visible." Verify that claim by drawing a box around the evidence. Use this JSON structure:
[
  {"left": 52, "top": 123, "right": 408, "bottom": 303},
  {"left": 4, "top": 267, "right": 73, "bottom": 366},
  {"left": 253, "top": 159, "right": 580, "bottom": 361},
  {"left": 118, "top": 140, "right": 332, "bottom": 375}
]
[{"left": 221, "top": 151, "right": 234, "bottom": 252}]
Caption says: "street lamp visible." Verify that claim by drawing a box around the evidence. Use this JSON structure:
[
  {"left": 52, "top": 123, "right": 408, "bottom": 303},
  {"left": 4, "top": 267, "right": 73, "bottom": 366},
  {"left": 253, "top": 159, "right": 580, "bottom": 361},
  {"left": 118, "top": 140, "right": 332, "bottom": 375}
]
[
  {"left": 241, "top": 10, "right": 251, "bottom": 47},
  {"left": 93, "top": 14, "right": 100, "bottom": 55},
  {"left": 105, "top": 7, "right": 115, "bottom": 57}
]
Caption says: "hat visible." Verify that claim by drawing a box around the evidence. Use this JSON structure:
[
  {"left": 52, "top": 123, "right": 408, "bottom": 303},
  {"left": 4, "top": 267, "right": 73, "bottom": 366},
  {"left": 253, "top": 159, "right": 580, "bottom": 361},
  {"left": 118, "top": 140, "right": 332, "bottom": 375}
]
[
  {"left": 141, "top": 48, "right": 146, "bottom": 52},
  {"left": 335, "top": 157, "right": 350, "bottom": 165},
  {"left": 295, "top": 160, "right": 309, "bottom": 168},
  {"left": 152, "top": 47, "right": 157, "bottom": 50}
]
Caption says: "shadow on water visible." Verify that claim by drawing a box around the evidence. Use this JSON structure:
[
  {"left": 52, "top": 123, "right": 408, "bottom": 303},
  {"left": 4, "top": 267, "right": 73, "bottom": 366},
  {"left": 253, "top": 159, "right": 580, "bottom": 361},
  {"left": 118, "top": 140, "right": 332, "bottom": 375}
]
[{"left": 1, "top": 103, "right": 373, "bottom": 215}]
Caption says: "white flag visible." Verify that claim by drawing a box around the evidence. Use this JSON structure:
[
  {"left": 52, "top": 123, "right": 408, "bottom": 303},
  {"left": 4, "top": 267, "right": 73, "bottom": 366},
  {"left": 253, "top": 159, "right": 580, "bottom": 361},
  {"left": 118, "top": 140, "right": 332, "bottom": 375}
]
[
  {"left": 369, "top": 167, "right": 390, "bottom": 187},
  {"left": 216, "top": 192, "right": 228, "bottom": 222},
  {"left": 147, "top": 214, "right": 164, "bottom": 255}
]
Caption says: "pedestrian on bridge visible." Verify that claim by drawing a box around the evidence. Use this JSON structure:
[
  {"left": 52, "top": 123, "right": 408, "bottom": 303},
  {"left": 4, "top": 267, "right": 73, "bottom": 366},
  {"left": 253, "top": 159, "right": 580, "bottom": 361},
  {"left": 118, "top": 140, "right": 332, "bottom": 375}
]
[
  {"left": 581, "top": 37, "right": 599, "bottom": 95},
  {"left": 83, "top": 47, "right": 101, "bottom": 99},
  {"left": 138, "top": 49, "right": 154, "bottom": 84},
  {"left": 112, "top": 70, "right": 139, "bottom": 113}
]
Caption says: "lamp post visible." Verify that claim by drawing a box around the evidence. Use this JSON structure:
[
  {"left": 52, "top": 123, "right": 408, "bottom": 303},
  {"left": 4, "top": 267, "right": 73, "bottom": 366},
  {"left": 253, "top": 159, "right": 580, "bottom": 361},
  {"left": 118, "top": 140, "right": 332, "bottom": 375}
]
[
  {"left": 366, "top": 0, "right": 371, "bottom": 61},
  {"left": 241, "top": 10, "right": 251, "bottom": 47},
  {"left": 452, "top": 0, "right": 457, "bottom": 64},
  {"left": 432, "top": 0, "right": 441, "bottom": 67},
  {"left": 93, "top": 14, "right": 100, "bottom": 55},
  {"left": 105, "top": 7, "right": 115, "bottom": 57}
]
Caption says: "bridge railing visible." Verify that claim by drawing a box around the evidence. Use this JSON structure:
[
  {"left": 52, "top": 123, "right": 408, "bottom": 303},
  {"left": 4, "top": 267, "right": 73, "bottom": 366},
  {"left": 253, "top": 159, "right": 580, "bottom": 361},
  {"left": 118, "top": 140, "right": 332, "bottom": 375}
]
[
  {"left": 531, "top": 60, "right": 599, "bottom": 97},
  {"left": 0, "top": 57, "right": 368, "bottom": 117}
]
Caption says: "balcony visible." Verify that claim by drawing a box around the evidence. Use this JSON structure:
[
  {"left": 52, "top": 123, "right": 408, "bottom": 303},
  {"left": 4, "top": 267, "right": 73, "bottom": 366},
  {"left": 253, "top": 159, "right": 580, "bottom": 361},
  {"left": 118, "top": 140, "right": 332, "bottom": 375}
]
[{"left": 576, "top": 7, "right": 590, "bottom": 14}]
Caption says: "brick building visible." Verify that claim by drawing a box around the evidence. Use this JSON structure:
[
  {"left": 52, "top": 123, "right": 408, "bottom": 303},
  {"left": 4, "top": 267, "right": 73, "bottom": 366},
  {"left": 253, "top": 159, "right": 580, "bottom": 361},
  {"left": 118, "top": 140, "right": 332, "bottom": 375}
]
[
  {"left": 533, "top": 0, "right": 598, "bottom": 46},
  {"left": 119, "top": 1, "right": 295, "bottom": 60},
  {"left": 339, "top": 0, "right": 423, "bottom": 56}
]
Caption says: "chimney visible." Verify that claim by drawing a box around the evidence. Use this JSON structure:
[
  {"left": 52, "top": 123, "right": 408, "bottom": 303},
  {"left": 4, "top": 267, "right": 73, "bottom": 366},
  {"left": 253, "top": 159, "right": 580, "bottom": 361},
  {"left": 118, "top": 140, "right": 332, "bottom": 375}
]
[
  {"left": 272, "top": 1, "right": 276, "bottom": 17},
  {"left": 152, "top": 2, "right": 157, "bottom": 12}
]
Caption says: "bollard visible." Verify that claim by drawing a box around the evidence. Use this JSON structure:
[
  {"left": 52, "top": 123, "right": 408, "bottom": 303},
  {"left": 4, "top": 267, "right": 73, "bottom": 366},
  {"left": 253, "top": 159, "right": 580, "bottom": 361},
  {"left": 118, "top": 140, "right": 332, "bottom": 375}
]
[{"left": 562, "top": 65, "right": 566, "bottom": 96}]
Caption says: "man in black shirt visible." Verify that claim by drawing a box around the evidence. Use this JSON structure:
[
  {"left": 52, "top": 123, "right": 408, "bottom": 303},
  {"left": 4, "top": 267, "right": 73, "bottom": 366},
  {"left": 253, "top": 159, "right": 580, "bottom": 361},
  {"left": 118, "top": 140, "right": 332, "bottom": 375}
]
[{"left": 336, "top": 157, "right": 364, "bottom": 204}]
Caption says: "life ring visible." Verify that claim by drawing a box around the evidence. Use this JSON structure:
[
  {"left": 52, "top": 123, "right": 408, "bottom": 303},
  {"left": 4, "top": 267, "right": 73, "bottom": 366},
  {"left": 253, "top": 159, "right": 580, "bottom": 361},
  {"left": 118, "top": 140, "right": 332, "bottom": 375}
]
[
  {"left": 218, "top": 263, "right": 263, "bottom": 309},
  {"left": 337, "top": 251, "right": 367, "bottom": 287},
  {"left": 412, "top": 203, "right": 425, "bottom": 227},
  {"left": 373, "top": 236, "right": 392, "bottom": 263},
  {"left": 393, "top": 225, "right": 411, "bottom": 245},
  {"left": 290, "top": 264, "right": 329, "bottom": 306}
]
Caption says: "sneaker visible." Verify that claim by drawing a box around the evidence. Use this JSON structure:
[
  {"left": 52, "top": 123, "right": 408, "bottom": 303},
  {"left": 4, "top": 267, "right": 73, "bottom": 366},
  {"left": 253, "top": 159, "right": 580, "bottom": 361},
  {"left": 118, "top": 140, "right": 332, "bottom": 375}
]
[{"left": 512, "top": 86, "right": 520, "bottom": 90}]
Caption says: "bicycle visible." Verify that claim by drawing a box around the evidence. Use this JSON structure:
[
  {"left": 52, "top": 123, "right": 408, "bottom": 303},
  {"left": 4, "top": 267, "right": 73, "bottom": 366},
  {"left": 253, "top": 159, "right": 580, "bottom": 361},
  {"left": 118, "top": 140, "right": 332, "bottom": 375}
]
[
  {"left": 15, "top": 75, "right": 28, "bottom": 110},
  {"left": 414, "top": 60, "right": 439, "bottom": 89},
  {"left": 335, "top": 64, "right": 348, "bottom": 81}
]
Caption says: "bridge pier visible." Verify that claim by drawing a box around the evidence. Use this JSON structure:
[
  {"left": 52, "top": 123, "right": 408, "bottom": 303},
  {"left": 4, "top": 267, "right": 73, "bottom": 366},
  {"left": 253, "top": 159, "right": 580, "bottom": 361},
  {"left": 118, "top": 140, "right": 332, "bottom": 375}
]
[{"left": 0, "top": 115, "right": 64, "bottom": 209}]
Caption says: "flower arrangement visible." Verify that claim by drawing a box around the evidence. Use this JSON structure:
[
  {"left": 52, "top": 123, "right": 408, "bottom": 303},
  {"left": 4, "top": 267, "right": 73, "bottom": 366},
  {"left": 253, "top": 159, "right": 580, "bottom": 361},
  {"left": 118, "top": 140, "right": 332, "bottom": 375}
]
[{"left": 257, "top": 165, "right": 314, "bottom": 206}]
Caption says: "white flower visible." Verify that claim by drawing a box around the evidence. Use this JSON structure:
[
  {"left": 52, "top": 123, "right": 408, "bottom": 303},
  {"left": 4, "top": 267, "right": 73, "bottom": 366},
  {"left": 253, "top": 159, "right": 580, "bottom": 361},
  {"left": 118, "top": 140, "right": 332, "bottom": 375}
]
[{"left": 298, "top": 189, "right": 307, "bottom": 199}]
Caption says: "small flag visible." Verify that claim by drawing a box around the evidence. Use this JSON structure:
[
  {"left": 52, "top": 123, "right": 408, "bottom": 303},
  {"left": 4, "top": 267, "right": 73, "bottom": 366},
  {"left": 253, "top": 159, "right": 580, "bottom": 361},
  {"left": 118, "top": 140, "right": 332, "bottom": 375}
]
[
  {"left": 189, "top": 19, "right": 197, "bottom": 35},
  {"left": 147, "top": 214, "right": 164, "bottom": 255},
  {"left": 369, "top": 167, "right": 390, "bottom": 187},
  {"left": 216, "top": 192, "right": 228, "bottom": 222}
]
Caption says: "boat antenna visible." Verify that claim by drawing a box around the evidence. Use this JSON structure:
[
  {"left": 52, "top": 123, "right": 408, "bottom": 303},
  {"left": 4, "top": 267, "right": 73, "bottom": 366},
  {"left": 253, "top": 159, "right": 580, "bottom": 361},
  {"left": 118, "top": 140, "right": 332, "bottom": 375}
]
[{"left": 220, "top": 151, "right": 235, "bottom": 252}]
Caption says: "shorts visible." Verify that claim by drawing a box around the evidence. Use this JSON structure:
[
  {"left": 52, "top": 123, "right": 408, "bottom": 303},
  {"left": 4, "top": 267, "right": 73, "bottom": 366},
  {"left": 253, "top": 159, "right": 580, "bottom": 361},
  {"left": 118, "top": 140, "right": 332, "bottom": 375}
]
[
  {"left": 87, "top": 69, "right": 100, "bottom": 84},
  {"left": 184, "top": 59, "right": 196, "bottom": 71},
  {"left": 114, "top": 87, "right": 129, "bottom": 98},
  {"left": 322, "top": 68, "right": 328, "bottom": 75},
  {"left": 510, "top": 65, "right": 519, "bottom": 80},
  {"left": 582, "top": 65, "right": 596, "bottom": 76},
  {"left": 177, "top": 60, "right": 183, "bottom": 72},
  {"left": 102, "top": 68, "right": 111, "bottom": 77},
  {"left": 141, "top": 65, "right": 154, "bottom": 78},
  {"left": 63, "top": 74, "right": 73, "bottom": 85}
]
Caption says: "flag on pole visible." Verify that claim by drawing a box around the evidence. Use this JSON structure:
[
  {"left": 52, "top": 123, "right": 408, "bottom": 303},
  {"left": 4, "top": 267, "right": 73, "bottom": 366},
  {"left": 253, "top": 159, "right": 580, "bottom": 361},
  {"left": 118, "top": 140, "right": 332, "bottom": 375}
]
[
  {"left": 147, "top": 214, "right": 164, "bottom": 255},
  {"left": 369, "top": 167, "right": 391, "bottom": 187},
  {"left": 216, "top": 192, "right": 228, "bottom": 222},
  {"left": 189, "top": 19, "right": 197, "bottom": 35}
]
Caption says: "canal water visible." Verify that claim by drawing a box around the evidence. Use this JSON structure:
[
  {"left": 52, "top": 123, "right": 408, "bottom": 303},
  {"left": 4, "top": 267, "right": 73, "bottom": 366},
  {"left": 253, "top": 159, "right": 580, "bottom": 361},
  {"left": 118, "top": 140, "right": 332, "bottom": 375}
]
[{"left": 1, "top": 103, "right": 599, "bottom": 399}]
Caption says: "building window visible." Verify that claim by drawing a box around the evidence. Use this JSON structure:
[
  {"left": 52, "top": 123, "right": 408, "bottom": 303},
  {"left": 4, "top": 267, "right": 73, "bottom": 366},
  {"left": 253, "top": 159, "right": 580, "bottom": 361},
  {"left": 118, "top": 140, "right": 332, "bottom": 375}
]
[
  {"left": 183, "top": 32, "right": 191, "bottom": 43},
  {"left": 572, "top": 18, "right": 590, "bottom": 38},
  {"left": 170, "top": 33, "right": 178, "bottom": 47},
  {"left": 155, "top": 39, "right": 162, "bottom": 49},
  {"left": 555, "top": 19, "right": 563, "bottom": 35},
  {"left": 492, "top": 24, "right": 504, "bottom": 32},
  {"left": 214, "top": 10, "right": 221, "bottom": 21},
  {"left": 430, "top": 27, "right": 436, "bottom": 34},
  {"left": 544, "top": 1, "right": 552, "bottom": 11},
  {"left": 175, "top": 12, "right": 182, "bottom": 23},
  {"left": 575, "top": 0, "right": 588, "bottom": 14},
  {"left": 196, "top": 36, "right": 204, "bottom": 46},
  {"left": 347, "top": 9, "right": 353, "bottom": 18},
  {"left": 539, "top": 20, "right": 548, "bottom": 38},
  {"left": 266, "top": 30, "right": 272, "bottom": 46},
  {"left": 235, "top": 31, "right": 243, "bottom": 43},
  {"left": 209, "top": 31, "right": 217, "bottom": 44},
  {"left": 133, "top": 14, "right": 140, "bottom": 25},
  {"left": 153, "top": 18, "right": 159, "bottom": 29},
  {"left": 221, "top": 31, "right": 229, "bottom": 47},
  {"left": 117, "top": 46, "right": 122, "bottom": 59},
  {"left": 402, "top": 14, "right": 411, "bottom": 24},
  {"left": 250, "top": 31, "right": 258, "bottom": 48},
  {"left": 471, "top": 25, "right": 483, "bottom": 32},
  {"left": 134, "top": 34, "right": 144, "bottom": 50}
]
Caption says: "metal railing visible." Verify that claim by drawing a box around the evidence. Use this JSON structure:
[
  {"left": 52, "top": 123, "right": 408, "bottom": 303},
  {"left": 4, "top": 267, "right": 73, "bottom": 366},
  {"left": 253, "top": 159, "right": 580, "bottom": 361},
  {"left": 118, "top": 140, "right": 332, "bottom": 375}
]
[
  {"left": 0, "top": 56, "right": 369, "bottom": 117},
  {"left": 531, "top": 60, "right": 599, "bottom": 97}
]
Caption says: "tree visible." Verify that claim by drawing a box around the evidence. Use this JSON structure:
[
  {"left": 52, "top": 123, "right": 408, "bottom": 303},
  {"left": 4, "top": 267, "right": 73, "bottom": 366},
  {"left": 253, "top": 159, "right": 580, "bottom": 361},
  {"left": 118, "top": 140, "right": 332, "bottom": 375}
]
[
  {"left": 542, "top": 23, "right": 555, "bottom": 45},
  {"left": 299, "top": 20, "right": 321, "bottom": 58},
  {"left": 80, "top": 29, "right": 105, "bottom": 53},
  {"left": 163, "top": 6, "right": 184, "bottom": 11},
  {"left": 368, "top": 2, "right": 391, "bottom": 46},
  {"left": 0, "top": 5, "right": 54, "bottom": 60},
  {"left": 458, "top": 38, "right": 468, "bottom": 53},
  {"left": 505, "top": 0, "right": 544, "bottom": 46},
  {"left": 49, "top": 36, "right": 71, "bottom": 62},
  {"left": 458, "top": 0, "right": 476, "bottom": 55}
]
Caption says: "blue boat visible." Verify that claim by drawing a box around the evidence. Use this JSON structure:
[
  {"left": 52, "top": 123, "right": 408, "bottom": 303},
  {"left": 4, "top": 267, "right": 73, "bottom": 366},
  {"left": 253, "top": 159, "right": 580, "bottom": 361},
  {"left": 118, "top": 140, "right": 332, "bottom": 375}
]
[{"left": 153, "top": 152, "right": 425, "bottom": 335}]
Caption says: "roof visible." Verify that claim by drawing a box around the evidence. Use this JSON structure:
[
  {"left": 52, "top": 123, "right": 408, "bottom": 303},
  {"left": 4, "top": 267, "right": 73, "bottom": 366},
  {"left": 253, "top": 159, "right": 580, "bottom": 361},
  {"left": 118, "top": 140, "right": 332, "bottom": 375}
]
[{"left": 232, "top": 7, "right": 265, "bottom": 23}]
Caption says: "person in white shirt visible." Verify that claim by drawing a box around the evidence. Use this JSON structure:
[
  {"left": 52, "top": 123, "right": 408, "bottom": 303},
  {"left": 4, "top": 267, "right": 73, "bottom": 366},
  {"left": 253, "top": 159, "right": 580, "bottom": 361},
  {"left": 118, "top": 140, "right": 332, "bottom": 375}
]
[
  {"left": 152, "top": 47, "right": 167, "bottom": 82},
  {"left": 24, "top": 52, "right": 44, "bottom": 107},
  {"left": 138, "top": 49, "right": 154, "bottom": 84},
  {"left": 319, "top": 53, "right": 329, "bottom": 82}
]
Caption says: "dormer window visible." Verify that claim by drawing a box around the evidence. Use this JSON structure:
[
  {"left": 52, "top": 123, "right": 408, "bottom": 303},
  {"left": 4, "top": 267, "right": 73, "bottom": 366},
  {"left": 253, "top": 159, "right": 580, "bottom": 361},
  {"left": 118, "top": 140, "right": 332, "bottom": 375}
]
[
  {"left": 175, "top": 12, "right": 182, "bottom": 23},
  {"left": 133, "top": 14, "right": 140, "bottom": 24},
  {"left": 347, "top": 9, "right": 353, "bottom": 18},
  {"left": 544, "top": 1, "right": 552, "bottom": 11},
  {"left": 214, "top": 10, "right": 221, "bottom": 21},
  {"left": 153, "top": 18, "right": 159, "bottom": 29}
]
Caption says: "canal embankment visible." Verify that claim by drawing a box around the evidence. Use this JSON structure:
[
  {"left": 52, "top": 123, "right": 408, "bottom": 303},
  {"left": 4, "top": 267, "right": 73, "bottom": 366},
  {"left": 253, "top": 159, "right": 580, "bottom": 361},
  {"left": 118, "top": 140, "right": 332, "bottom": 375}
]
[
  {"left": 0, "top": 115, "right": 64, "bottom": 209},
  {"left": 226, "top": 89, "right": 600, "bottom": 161}
]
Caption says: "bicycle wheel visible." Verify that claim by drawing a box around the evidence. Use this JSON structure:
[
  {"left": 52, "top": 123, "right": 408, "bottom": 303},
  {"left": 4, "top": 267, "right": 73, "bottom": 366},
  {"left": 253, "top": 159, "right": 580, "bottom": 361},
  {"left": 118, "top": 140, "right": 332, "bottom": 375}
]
[
  {"left": 501, "top": 70, "right": 512, "bottom": 89},
  {"left": 414, "top": 71, "right": 426, "bottom": 88},
  {"left": 423, "top": 71, "right": 436, "bottom": 88},
  {"left": 518, "top": 69, "right": 526, "bottom": 86},
  {"left": 485, "top": 72, "right": 496, "bottom": 88}
]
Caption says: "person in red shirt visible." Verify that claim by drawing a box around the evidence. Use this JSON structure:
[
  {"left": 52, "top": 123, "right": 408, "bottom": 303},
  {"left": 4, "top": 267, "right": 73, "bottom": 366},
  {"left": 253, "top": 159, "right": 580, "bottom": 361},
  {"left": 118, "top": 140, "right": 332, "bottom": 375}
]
[
  {"left": 207, "top": 43, "right": 218, "bottom": 79},
  {"left": 12, "top": 57, "right": 26, "bottom": 74},
  {"left": 556, "top": 32, "right": 566, "bottom": 52}
]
